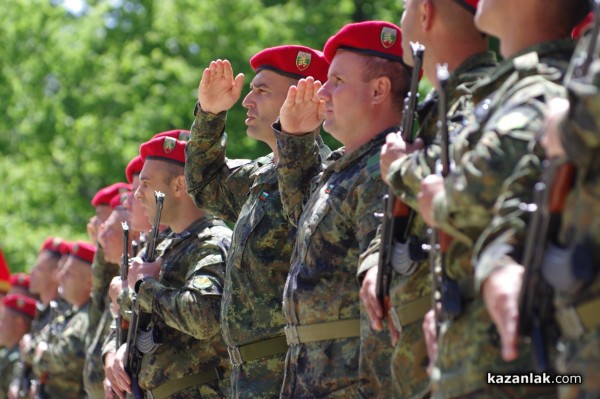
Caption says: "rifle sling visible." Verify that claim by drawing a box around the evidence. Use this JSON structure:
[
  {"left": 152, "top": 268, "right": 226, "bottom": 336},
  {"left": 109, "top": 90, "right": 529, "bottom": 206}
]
[{"left": 389, "top": 295, "right": 431, "bottom": 331}]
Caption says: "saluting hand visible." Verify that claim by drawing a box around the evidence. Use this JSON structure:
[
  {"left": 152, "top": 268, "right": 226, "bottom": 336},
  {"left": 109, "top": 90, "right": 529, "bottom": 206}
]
[
  {"left": 280, "top": 77, "right": 325, "bottom": 135},
  {"left": 198, "top": 59, "right": 245, "bottom": 114},
  {"left": 481, "top": 264, "right": 523, "bottom": 362},
  {"left": 127, "top": 257, "right": 163, "bottom": 291},
  {"left": 380, "top": 133, "right": 424, "bottom": 185}
]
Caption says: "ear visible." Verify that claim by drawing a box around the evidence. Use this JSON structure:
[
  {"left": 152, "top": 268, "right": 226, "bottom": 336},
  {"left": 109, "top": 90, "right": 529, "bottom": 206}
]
[
  {"left": 171, "top": 175, "right": 187, "bottom": 198},
  {"left": 422, "top": 0, "right": 435, "bottom": 32},
  {"left": 371, "top": 76, "right": 392, "bottom": 105}
]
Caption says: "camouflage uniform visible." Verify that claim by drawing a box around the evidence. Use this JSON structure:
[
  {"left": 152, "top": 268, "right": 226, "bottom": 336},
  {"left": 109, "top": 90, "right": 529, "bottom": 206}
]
[
  {"left": 274, "top": 122, "right": 392, "bottom": 397},
  {"left": 133, "top": 216, "right": 231, "bottom": 398},
  {"left": 428, "top": 40, "right": 574, "bottom": 398},
  {"left": 360, "top": 52, "right": 498, "bottom": 399},
  {"left": 33, "top": 302, "right": 88, "bottom": 399},
  {"left": 84, "top": 246, "right": 119, "bottom": 399},
  {"left": 0, "top": 346, "right": 19, "bottom": 399},
  {"left": 185, "top": 108, "right": 329, "bottom": 398}
]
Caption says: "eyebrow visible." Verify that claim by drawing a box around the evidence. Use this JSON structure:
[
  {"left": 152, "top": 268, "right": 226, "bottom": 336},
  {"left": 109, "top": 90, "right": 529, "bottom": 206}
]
[{"left": 250, "top": 82, "right": 269, "bottom": 90}]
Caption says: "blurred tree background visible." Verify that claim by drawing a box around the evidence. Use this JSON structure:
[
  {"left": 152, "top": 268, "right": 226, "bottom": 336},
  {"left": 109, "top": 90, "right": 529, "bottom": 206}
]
[{"left": 0, "top": 0, "right": 412, "bottom": 272}]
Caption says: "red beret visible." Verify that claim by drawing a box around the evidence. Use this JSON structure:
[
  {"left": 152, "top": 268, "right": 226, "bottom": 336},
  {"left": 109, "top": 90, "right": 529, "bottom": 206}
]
[
  {"left": 140, "top": 136, "right": 186, "bottom": 166},
  {"left": 91, "top": 182, "right": 131, "bottom": 207},
  {"left": 152, "top": 129, "right": 191, "bottom": 142},
  {"left": 453, "top": 0, "right": 478, "bottom": 13},
  {"left": 110, "top": 191, "right": 130, "bottom": 210},
  {"left": 250, "top": 45, "right": 329, "bottom": 83},
  {"left": 323, "top": 21, "right": 404, "bottom": 64},
  {"left": 39, "top": 236, "right": 64, "bottom": 256},
  {"left": 9, "top": 273, "right": 30, "bottom": 290},
  {"left": 3, "top": 294, "right": 36, "bottom": 319},
  {"left": 0, "top": 249, "right": 9, "bottom": 293},
  {"left": 69, "top": 241, "right": 96, "bottom": 265},
  {"left": 58, "top": 240, "right": 72, "bottom": 256},
  {"left": 573, "top": 12, "right": 593, "bottom": 40},
  {"left": 125, "top": 155, "right": 144, "bottom": 184}
]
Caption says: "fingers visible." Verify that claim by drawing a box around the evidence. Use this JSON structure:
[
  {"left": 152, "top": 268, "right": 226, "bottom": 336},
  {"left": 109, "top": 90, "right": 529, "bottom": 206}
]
[
  {"left": 232, "top": 73, "right": 245, "bottom": 99},
  {"left": 359, "top": 268, "right": 384, "bottom": 331}
]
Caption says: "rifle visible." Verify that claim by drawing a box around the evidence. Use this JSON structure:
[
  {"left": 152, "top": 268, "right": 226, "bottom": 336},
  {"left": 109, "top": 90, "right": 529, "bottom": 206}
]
[
  {"left": 116, "top": 221, "right": 130, "bottom": 348},
  {"left": 376, "top": 42, "right": 425, "bottom": 319},
  {"left": 517, "top": 0, "right": 598, "bottom": 372},
  {"left": 124, "top": 191, "right": 165, "bottom": 398}
]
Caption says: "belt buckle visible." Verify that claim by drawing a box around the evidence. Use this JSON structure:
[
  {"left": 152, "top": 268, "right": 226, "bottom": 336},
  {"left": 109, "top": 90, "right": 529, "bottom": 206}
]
[
  {"left": 557, "top": 306, "right": 585, "bottom": 339},
  {"left": 227, "top": 346, "right": 243, "bottom": 367},
  {"left": 284, "top": 325, "right": 300, "bottom": 346}
]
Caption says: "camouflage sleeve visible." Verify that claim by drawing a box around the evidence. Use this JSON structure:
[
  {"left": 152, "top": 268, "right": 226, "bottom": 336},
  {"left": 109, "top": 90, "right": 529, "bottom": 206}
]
[
  {"left": 387, "top": 145, "right": 439, "bottom": 210},
  {"left": 471, "top": 151, "right": 542, "bottom": 291},
  {"left": 101, "top": 323, "right": 117, "bottom": 360},
  {"left": 185, "top": 106, "right": 255, "bottom": 223},
  {"left": 357, "top": 225, "right": 382, "bottom": 279},
  {"left": 90, "top": 246, "right": 118, "bottom": 331},
  {"left": 116, "top": 289, "right": 133, "bottom": 321},
  {"left": 560, "top": 77, "right": 600, "bottom": 168},
  {"left": 136, "top": 226, "right": 228, "bottom": 340},
  {"left": 274, "top": 121, "right": 323, "bottom": 225},
  {"left": 433, "top": 78, "right": 565, "bottom": 242},
  {"left": 36, "top": 312, "right": 88, "bottom": 375}
]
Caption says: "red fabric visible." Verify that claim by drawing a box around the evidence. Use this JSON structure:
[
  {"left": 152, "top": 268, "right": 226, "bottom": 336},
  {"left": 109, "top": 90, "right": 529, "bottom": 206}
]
[
  {"left": 125, "top": 155, "right": 144, "bottom": 184},
  {"left": 140, "top": 136, "right": 187, "bottom": 165},
  {"left": 110, "top": 191, "right": 130, "bottom": 210},
  {"left": 455, "top": 0, "right": 478, "bottom": 13},
  {"left": 573, "top": 12, "right": 593, "bottom": 40},
  {"left": 152, "top": 129, "right": 190, "bottom": 141},
  {"left": 3, "top": 294, "right": 36, "bottom": 319},
  {"left": 69, "top": 241, "right": 96, "bottom": 265},
  {"left": 250, "top": 45, "right": 329, "bottom": 83},
  {"left": 9, "top": 273, "right": 30, "bottom": 290},
  {"left": 0, "top": 249, "right": 9, "bottom": 293},
  {"left": 39, "top": 236, "right": 64, "bottom": 255},
  {"left": 323, "top": 21, "right": 404, "bottom": 63},
  {"left": 58, "top": 240, "right": 72, "bottom": 256},
  {"left": 91, "top": 182, "right": 131, "bottom": 207}
]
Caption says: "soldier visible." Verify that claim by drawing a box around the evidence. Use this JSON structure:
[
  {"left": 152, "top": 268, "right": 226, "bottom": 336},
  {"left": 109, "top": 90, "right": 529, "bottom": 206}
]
[
  {"left": 185, "top": 45, "right": 329, "bottom": 398},
  {"left": 84, "top": 192, "right": 130, "bottom": 399},
  {"left": 273, "top": 21, "right": 411, "bottom": 396},
  {"left": 415, "top": 0, "right": 589, "bottom": 397},
  {"left": 358, "top": 1, "right": 497, "bottom": 397},
  {"left": 7, "top": 274, "right": 31, "bottom": 297},
  {"left": 486, "top": 11, "right": 600, "bottom": 399},
  {"left": 32, "top": 241, "right": 95, "bottom": 398},
  {"left": 0, "top": 294, "right": 36, "bottom": 399},
  {"left": 9, "top": 237, "right": 71, "bottom": 399},
  {"left": 88, "top": 182, "right": 130, "bottom": 246},
  {"left": 109, "top": 135, "right": 232, "bottom": 398}
]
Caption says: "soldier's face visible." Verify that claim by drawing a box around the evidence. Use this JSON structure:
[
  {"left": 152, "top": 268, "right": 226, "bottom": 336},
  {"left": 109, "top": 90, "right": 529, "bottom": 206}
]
[
  {"left": 0, "top": 309, "right": 18, "bottom": 345},
  {"left": 58, "top": 258, "right": 91, "bottom": 306},
  {"left": 474, "top": 0, "right": 503, "bottom": 37},
  {"left": 400, "top": 0, "right": 422, "bottom": 66},
  {"left": 127, "top": 175, "right": 152, "bottom": 232},
  {"left": 99, "top": 209, "right": 129, "bottom": 264},
  {"left": 95, "top": 205, "right": 112, "bottom": 224},
  {"left": 30, "top": 251, "right": 58, "bottom": 295},
  {"left": 242, "top": 70, "right": 297, "bottom": 143},
  {"left": 135, "top": 159, "right": 172, "bottom": 226},
  {"left": 317, "top": 51, "right": 372, "bottom": 144}
]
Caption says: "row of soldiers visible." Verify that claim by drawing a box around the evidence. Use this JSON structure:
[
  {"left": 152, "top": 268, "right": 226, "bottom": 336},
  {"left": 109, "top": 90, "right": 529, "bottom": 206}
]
[{"left": 1, "top": 0, "right": 599, "bottom": 397}]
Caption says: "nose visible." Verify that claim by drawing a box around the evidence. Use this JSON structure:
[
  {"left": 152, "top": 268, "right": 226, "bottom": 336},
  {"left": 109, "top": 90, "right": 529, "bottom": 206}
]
[
  {"left": 134, "top": 185, "right": 143, "bottom": 200},
  {"left": 242, "top": 91, "right": 254, "bottom": 109}
]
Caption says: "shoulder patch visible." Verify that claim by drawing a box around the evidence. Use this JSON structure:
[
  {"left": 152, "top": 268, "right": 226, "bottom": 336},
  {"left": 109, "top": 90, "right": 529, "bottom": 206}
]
[{"left": 192, "top": 276, "right": 214, "bottom": 290}]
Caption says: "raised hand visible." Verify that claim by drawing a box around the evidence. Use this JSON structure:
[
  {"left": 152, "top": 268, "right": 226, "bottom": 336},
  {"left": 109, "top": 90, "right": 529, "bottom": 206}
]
[
  {"left": 280, "top": 77, "right": 324, "bottom": 135},
  {"left": 198, "top": 59, "right": 245, "bottom": 114}
]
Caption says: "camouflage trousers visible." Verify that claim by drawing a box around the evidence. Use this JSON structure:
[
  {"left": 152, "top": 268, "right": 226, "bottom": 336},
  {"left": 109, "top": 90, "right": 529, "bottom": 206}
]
[
  {"left": 556, "top": 328, "right": 600, "bottom": 399},
  {"left": 230, "top": 352, "right": 285, "bottom": 399}
]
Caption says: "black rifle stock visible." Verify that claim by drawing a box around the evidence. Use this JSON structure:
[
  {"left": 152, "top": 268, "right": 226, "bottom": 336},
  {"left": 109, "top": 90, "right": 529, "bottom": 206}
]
[
  {"left": 116, "top": 222, "right": 130, "bottom": 348},
  {"left": 376, "top": 42, "right": 425, "bottom": 318},
  {"left": 124, "top": 191, "right": 165, "bottom": 398}
]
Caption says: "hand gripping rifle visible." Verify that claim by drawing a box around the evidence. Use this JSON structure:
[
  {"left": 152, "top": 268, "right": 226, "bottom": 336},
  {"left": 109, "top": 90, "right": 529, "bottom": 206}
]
[
  {"left": 116, "top": 221, "right": 130, "bottom": 348},
  {"left": 376, "top": 42, "right": 425, "bottom": 320},
  {"left": 517, "top": 0, "right": 598, "bottom": 372},
  {"left": 124, "top": 191, "right": 165, "bottom": 398}
]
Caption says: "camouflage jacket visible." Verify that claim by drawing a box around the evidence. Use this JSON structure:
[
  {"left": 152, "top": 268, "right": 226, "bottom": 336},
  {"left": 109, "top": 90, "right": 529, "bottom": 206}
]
[
  {"left": 135, "top": 216, "right": 231, "bottom": 395},
  {"left": 0, "top": 346, "right": 19, "bottom": 399},
  {"left": 431, "top": 40, "right": 574, "bottom": 398},
  {"left": 34, "top": 302, "right": 88, "bottom": 399},
  {"left": 358, "top": 51, "right": 498, "bottom": 399},
  {"left": 185, "top": 108, "right": 330, "bottom": 351},
  {"left": 275, "top": 123, "right": 390, "bottom": 397}
]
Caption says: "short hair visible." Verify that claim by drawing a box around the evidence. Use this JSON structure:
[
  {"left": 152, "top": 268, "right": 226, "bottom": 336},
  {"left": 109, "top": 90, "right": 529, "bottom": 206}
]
[
  {"left": 362, "top": 56, "right": 411, "bottom": 112},
  {"left": 162, "top": 162, "right": 184, "bottom": 185}
]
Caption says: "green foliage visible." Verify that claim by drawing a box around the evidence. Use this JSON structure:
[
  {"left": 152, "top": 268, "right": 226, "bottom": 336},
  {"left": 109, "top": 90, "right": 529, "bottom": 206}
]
[{"left": 0, "top": 0, "right": 407, "bottom": 272}]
